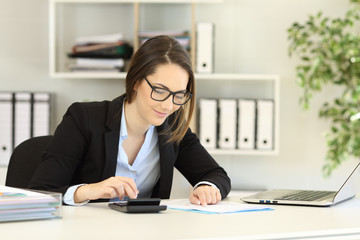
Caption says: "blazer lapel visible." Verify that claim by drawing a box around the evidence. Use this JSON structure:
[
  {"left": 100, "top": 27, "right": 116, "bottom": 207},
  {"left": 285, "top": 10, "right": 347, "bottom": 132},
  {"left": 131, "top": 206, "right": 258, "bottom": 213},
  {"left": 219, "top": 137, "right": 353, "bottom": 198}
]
[
  {"left": 156, "top": 122, "right": 177, "bottom": 198},
  {"left": 101, "top": 95, "right": 125, "bottom": 180}
]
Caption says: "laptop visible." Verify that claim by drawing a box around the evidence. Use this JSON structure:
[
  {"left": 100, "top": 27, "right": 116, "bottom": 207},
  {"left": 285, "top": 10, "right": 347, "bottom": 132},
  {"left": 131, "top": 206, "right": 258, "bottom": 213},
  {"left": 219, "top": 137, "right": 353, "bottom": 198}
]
[{"left": 241, "top": 161, "right": 360, "bottom": 207}]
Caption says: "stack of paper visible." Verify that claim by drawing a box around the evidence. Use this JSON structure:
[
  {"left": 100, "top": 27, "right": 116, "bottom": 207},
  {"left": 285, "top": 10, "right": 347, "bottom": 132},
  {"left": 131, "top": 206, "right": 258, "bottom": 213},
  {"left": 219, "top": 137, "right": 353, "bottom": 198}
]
[
  {"left": 0, "top": 185, "right": 62, "bottom": 222},
  {"left": 68, "top": 33, "right": 133, "bottom": 72}
]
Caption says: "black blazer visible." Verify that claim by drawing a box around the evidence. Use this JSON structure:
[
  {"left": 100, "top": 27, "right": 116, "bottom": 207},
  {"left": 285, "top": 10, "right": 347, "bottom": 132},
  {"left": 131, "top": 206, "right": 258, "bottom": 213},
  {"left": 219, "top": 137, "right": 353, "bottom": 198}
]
[{"left": 29, "top": 94, "right": 231, "bottom": 200}]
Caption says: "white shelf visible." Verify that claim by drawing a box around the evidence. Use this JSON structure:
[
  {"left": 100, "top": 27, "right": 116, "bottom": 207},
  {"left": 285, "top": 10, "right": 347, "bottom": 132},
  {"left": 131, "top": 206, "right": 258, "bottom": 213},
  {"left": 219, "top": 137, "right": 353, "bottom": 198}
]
[
  {"left": 50, "top": 72, "right": 279, "bottom": 80},
  {"left": 50, "top": 72, "right": 127, "bottom": 79},
  {"left": 50, "top": 0, "right": 221, "bottom": 3},
  {"left": 195, "top": 73, "right": 279, "bottom": 81},
  {"left": 207, "top": 149, "right": 279, "bottom": 156}
]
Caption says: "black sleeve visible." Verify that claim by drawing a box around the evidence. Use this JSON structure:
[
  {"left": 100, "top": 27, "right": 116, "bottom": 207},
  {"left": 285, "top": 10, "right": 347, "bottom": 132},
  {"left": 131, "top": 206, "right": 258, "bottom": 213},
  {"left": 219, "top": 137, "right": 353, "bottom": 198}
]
[{"left": 174, "top": 128, "right": 231, "bottom": 199}]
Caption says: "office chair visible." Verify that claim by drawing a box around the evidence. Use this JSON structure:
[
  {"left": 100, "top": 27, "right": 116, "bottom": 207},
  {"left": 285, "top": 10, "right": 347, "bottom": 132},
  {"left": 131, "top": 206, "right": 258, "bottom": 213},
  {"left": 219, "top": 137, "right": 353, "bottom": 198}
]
[{"left": 5, "top": 135, "right": 53, "bottom": 188}]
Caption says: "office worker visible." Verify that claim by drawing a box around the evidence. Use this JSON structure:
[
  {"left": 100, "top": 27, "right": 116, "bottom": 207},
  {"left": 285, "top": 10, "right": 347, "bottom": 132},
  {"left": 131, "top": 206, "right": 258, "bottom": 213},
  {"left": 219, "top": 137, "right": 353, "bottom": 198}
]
[{"left": 29, "top": 35, "right": 231, "bottom": 206}]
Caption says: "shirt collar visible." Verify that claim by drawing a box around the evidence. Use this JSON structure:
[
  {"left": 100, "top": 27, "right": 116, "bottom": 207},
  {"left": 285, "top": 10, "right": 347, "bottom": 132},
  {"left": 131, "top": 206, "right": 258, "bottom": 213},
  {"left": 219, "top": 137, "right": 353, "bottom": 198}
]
[{"left": 120, "top": 102, "right": 128, "bottom": 139}]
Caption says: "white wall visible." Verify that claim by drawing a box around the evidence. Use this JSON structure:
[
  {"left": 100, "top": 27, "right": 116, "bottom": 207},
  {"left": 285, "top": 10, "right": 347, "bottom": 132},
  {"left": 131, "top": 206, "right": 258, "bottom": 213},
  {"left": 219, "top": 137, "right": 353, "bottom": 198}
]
[{"left": 1, "top": 0, "right": 359, "bottom": 196}]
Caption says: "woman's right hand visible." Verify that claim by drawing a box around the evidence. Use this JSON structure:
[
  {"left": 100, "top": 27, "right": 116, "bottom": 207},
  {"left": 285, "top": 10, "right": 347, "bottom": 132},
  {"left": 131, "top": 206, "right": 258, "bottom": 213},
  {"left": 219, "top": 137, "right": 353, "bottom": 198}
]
[{"left": 74, "top": 176, "right": 139, "bottom": 203}]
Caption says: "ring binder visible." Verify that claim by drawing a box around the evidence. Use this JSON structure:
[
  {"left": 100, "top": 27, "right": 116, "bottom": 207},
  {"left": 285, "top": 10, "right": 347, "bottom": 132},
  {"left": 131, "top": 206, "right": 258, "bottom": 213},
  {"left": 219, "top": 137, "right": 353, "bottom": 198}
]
[
  {"left": 0, "top": 93, "right": 13, "bottom": 166},
  {"left": 14, "top": 93, "right": 32, "bottom": 149},
  {"left": 218, "top": 99, "right": 237, "bottom": 149},
  {"left": 256, "top": 99, "right": 274, "bottom": 150},
  {"left": 196, "top": 22, "right": 214, "bottom": 73},
  {"left": 33, "top": 93, "right": 51, "bottom": 137},
  {"left": 238, "top": 99, "right": 256, "bottom": 150},
  {"left": 198, "top": 98, "right": 217, "bottom": 149}
]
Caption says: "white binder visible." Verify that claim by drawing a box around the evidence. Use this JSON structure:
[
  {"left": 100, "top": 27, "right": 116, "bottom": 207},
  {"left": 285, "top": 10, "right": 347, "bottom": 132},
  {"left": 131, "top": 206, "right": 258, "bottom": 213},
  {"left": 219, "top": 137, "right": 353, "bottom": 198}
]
[
  {"left": 218, "top": 99, "right": 237, "bottom": 149},
  {"left": 196, "top": 22, "right": 214, "bottom": 73},
  {"left": 14, "top": 92, "right": 32, "bottom": 148},
  {"left": 256, "top": 99, "right": 274, "bottom": 150},
  {"left": 0, "top": 93, "right": 13, "bottom": 166},
  {"left": 237, "top": 99, "right": 256, "bottom": 149},
  {"left": 198, "top": 99, "right": 217, "bottom": 149},
  {"left": 33, "top": 93, "right": 51, "bottom": 137}
]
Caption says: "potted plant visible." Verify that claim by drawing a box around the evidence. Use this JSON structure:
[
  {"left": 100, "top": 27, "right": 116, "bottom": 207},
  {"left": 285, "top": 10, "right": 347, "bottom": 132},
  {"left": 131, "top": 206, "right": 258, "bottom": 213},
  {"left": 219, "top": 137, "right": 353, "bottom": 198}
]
[{"left": 287, "top": 0, "right": 360, "bottom": 176}]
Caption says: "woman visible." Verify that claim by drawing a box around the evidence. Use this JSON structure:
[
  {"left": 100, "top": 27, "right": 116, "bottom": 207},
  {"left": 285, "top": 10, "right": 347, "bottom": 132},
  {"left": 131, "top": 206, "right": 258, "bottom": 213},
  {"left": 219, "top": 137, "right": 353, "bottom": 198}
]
[{"left": 29, "top": 35, "right": 231, "bottom": 206}]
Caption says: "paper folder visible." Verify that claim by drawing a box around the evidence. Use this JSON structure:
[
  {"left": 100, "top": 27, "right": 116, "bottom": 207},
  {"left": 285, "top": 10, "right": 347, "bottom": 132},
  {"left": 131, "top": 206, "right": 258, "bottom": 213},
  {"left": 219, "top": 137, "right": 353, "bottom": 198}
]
[
  {"left": 0, "top": 93, "right": 13, "bottom": 166},
  {"left": 256, "top": 100, "right": 274, "bottom": 150},
  {"left": 196, "top": 22, "right": 214, "bottom": 73},
  {"left": 198, "top": 99, "right": 217, "bottom": 149},
  {"left": 14, "top": 93, "right": 32, "bottom": 148},
  {"left": 218, "top": 99, "right": 237, "bottom": 149},
  {"left": 238, "top": 99, "right": 256, "bottom": 149},
  {"left": 33, "top": 93, "right": 51, "bottom": 137}
]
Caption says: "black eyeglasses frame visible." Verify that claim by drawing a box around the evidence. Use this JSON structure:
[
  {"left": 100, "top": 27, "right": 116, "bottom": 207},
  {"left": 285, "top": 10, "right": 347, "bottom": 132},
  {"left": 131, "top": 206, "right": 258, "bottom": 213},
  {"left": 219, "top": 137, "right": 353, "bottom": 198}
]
[{"left": 144, "top": 77, "right": 192, "bottom": 106}]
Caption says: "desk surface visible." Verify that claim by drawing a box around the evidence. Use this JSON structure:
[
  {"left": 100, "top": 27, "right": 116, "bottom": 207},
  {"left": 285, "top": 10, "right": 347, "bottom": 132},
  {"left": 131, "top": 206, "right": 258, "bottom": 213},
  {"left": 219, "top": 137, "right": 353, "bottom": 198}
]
[{"left": 2, "top": 193, "right": 360, "bottom": 240}]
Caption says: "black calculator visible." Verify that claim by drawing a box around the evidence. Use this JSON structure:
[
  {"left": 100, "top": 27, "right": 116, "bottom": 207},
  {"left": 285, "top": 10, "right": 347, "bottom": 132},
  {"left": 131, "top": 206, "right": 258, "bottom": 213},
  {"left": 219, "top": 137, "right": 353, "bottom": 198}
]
[{"left": 108, "top": 198, "right": 167, "bottom": 213}]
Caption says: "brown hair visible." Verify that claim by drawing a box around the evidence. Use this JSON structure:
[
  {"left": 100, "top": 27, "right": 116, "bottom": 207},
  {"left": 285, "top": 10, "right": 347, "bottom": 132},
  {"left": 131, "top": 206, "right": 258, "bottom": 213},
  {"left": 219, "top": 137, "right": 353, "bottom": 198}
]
[{"left": 125, "top": 35, "right": 195, "bottom": 144}]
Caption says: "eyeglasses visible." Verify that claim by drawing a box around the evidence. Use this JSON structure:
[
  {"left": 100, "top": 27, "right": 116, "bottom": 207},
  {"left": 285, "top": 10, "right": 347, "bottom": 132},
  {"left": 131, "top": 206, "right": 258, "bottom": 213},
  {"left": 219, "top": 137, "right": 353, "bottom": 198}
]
[{"left": 144, "top": 77, "right": 192, "bottom": 106}]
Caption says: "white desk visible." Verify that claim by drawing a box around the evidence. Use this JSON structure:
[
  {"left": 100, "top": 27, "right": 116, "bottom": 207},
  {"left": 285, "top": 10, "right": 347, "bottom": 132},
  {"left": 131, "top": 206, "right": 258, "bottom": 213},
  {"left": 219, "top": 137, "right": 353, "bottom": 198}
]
[{"left": 2, "top": 193, "right": 360, "bottom": 240}]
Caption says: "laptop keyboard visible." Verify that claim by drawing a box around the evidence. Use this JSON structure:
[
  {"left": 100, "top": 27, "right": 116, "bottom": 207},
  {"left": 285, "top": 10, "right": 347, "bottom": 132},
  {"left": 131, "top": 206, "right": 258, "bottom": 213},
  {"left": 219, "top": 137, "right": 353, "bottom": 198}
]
[{"left": 276, "top": 190, "right": 334, "bottom": 201}]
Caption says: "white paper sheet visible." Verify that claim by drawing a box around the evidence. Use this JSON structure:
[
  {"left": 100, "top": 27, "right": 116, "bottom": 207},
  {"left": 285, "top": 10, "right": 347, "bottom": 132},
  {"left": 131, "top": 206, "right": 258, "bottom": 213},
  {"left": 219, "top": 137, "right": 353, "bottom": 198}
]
[{"left": 163, "top": 199, "right": 273, "bottom": 214}]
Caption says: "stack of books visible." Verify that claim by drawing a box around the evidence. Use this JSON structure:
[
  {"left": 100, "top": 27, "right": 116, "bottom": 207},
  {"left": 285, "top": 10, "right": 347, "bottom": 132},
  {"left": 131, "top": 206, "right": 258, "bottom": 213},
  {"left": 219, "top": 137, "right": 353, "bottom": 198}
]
[
  {"left": 138, "top": 30, "right": 190, "bottom": 51},
  {"left": 0, "top": 185, "right": 62, "bottom": 222},
  {"left": 68, "top": 33, "right": 133, "bottom": 72}
]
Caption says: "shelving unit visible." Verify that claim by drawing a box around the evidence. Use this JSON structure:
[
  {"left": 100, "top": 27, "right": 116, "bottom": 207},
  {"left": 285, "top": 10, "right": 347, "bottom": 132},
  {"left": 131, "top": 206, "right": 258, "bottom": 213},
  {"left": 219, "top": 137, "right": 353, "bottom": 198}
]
[
  {"left": 48, "top": 0, "right": 279, "bottom": 156},
  {"left": 49, "top": 0, "right": 221, "bottom": 78},
  {"left": 195, "top": 74, "right": 280, "bottom": 156}
]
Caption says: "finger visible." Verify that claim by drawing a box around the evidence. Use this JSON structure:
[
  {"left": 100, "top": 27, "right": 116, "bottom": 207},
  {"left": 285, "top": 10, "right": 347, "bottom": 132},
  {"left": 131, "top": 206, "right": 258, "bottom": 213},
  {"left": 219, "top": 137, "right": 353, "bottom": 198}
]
[
  {"left": 116, "top": 177, "right": 139, "bottom": 195},
  {"left": 189, "top": 194, "right": 200, "bottom": 205},
  {"left": 197, "top": 190, "right": 207, "bottom": 206},
  {"left": 109, "top": 188, "right": 118, "bottom": 199},
  {"left": 113, "top": 184, "right": 125, "bottom": 199},
  {"left": 216, "top": 189, "right": 221, "bottom": 203},
  {"left": 123, "top": 183, "right": 138, "bottom": 199},
  {"left": 210, "top": 188, "right": 217, "bottom": 204},
  {"left": 205, "top": 188, "right": 212, "bottom": 204}
]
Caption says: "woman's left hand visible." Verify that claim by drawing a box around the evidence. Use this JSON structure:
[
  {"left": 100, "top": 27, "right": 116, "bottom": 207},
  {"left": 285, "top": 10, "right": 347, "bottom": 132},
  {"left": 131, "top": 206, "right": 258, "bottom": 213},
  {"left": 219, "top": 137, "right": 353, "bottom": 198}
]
[{"left": 189, "top": 185, "right": 221, "bottom": 206}]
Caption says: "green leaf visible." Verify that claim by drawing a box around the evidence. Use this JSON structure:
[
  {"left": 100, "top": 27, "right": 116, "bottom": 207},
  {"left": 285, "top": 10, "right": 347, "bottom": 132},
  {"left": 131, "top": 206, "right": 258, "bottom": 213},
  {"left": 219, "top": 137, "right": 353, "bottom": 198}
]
[
  {"left": 331, "top": 126, "right": 338, "bottom": 133},
  {"left": 342, "top": 123, "right": 350, "bottom": 131}
]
